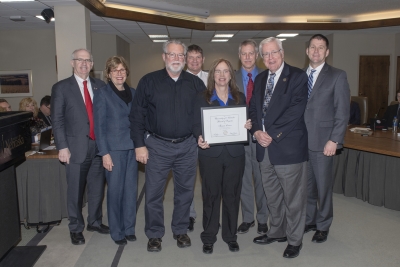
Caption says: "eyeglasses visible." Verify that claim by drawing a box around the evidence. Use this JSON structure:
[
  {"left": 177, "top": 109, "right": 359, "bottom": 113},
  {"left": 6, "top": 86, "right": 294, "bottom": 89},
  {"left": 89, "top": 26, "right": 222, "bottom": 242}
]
[
  {"left": 73, "top": 58, "right": 93, "bottom": 63},
  {"left": 111, "top": 69, "right": 126, "bottom": 74},
  {"left": 261, "top": 49, "right": 282, "bottom": 59},
  {"left": 46, "top": 105, "right": 51, "bottom": 110},
  {"left": 165, "top": 53, "right": 185, "bottom": 59},
  {"left": 214, "top": 69, "right": 230, "bottom": 75}
]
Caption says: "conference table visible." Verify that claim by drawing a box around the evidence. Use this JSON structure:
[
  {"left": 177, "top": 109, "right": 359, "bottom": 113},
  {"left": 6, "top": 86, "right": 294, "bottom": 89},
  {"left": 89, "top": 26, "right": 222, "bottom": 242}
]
[{"left": 333, "top": 128, "right": 400, "bottom": 211}]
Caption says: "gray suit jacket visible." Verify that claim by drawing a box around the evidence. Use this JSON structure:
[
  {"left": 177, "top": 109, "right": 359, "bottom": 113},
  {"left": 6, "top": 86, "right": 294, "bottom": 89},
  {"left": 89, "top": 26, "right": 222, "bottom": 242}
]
[
  {"left": 51, "top": 75, "right": 106, "bottom": 163},
  {"left": 304, "top": 63, "right": 350, "bottom": 151},
  {"left": 235, "top": 67, "right": 260, "bottom": 95}
]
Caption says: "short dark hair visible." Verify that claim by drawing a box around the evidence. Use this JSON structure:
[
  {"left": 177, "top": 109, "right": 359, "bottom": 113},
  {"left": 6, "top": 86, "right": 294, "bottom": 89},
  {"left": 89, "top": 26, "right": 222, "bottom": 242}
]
[
  {"left": 308, "top": 34, "right": 329, "bottom": 49},
  {"left": 187, "top": 44, "right": 204, "bottom": 57},
  {"left": 0, "top": 98, "right": 8, "bottom": 104},
  {"left": 40, "top": 95, "right": 51, "bottom": 107}
]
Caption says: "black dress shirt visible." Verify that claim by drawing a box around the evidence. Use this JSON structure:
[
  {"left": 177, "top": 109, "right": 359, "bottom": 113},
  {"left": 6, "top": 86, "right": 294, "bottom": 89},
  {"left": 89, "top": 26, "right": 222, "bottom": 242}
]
[{"left": 130, "top": 68, "right": 206, "bottom": 148}]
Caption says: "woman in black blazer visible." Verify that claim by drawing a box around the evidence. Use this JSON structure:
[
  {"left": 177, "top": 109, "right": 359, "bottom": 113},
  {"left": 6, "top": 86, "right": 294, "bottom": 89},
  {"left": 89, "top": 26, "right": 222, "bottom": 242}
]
[{"left": 193, "top": 58, "right": 251, "bottom": 254}]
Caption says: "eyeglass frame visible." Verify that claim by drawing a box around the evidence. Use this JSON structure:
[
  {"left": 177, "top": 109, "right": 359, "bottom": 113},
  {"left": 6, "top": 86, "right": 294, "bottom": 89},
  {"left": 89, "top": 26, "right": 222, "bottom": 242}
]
[
  {"left": 72, "top": 58, "right": 93, "bottom": 63},
  {"left": 261, "top": 49, "right": 282, "bottom": 59},
  {"left": 164, "top": 53, "right": 186, "bottom": 59},
  {"left": 110, "top": 68, "right": 127, "bottom": 74}
]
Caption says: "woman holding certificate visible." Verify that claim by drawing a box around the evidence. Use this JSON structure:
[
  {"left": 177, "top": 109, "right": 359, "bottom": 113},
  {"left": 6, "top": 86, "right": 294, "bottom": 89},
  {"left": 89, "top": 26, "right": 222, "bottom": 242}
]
[
  {"left": 93, "top": 56, "right": 138, "bottom": 246},
  {"left": 193, "top": 58, "right": 252, "bottom": 254}
]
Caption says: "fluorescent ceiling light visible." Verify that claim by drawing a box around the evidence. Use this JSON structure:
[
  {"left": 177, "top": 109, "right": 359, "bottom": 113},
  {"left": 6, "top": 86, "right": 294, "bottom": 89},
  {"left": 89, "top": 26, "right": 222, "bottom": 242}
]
[
  {"left": 276, "top": 33, "right": 298, "bottom": 37},
  {"left": 149, "top": 35, "right": 168, "bottom": 38},
  {"left": 211, "top": 39, "right": 228, "bottom": 42},
  {"left": 278, "top": 38, "right": 286, "bottom": 41},
  {"left": 1, "top": 0, "right": 34, "bottom": 2},
  {"left": 214, "top": 34, "right": 234, "bottom": 38},
  {"left": 36, "top": 15, "right": 55, "bottom": 21},
  {"left": 152, "top": 40, "right": 168, "bottom": 43}
]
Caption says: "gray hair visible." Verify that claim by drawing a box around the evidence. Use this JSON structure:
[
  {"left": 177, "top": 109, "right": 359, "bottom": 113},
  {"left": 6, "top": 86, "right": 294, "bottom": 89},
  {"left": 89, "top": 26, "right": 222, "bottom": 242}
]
[
  {"left": 71, "top": 48, "right": 93, "bottom": 61},
  {"left": 258, "top": 37, "right": 283, "bottom": 57},
  {"left": 162, "top": 39, "right": 187, "bottom": 54},
  {"left": 239, "top": 39, "right": 258, "bottom": 54}
]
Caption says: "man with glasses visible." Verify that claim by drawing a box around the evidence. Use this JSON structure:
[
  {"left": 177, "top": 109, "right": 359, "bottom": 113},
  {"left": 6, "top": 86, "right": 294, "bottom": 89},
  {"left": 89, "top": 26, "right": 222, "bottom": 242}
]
[
  {"left": 235, "top": 39, "right": 269, "bottom": 236},
  {"left": 250, "top": 37, "right": 308, "bottom": 258},
  {"left": 51, "top": 48, "right": 109, "bottom": 246},
  {"left": 130, "top": 40, "right": 206, "bottom": 252},
  {"left": 304, "top": 34, "right": 350, "bottom": 243},
  {"left": 38, "top": 95, "right": 52, "bottom": 126}
]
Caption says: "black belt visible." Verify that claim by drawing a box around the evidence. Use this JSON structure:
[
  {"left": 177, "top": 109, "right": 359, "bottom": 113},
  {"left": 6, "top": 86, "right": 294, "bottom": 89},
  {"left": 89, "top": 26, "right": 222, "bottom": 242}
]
[{"left": 149, "top": 132, "right": 192, "bottom": 143}]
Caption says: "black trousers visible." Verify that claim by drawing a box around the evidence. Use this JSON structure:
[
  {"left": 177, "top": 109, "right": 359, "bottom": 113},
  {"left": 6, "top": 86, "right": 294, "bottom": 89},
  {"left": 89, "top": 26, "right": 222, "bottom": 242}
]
[{"left": 199, "top": 147, "right": 245, "bottom": 244}]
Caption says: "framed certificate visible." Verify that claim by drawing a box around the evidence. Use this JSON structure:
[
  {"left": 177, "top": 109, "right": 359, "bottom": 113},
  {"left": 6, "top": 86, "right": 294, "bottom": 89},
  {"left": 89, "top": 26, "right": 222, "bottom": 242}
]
[{"left": 201, "top": 105, "right": 249, "bottom": 145}]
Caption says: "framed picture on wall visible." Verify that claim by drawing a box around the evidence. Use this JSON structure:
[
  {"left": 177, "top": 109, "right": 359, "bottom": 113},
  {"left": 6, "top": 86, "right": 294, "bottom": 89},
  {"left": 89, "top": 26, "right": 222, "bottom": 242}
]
[
  {"left": 0, "top": 70, "right": 33, "bottom": 97},
  {"left": 91, "top": 70, "right": 108, "bottom": 83}
]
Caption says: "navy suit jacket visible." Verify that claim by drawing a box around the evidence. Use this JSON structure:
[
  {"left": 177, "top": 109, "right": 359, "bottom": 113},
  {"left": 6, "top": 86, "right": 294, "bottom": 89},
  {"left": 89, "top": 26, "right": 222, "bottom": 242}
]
[
  {"left": 93, "top": 83, "right": 135, "bottom": 156},
  {"left": 51, "top": 75, "right": 106, "bottom": 164},
  {"left": 249, "top": 63, "right": 308, "bottom": 165}
]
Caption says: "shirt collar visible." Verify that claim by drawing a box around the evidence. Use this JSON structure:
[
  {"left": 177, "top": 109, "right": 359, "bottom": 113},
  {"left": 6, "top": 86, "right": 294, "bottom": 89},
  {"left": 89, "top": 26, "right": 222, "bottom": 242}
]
[
  {"left": 307, "top": 62, "right": 325, "bottom": 73},
  {"left": 74, "top": 73, "right": 89, "bottom": 84},
  {"left": 241, "top": 66, "right": 258, "bottom": 79},
  {"left": 210, "top": 89, "right": 233, "bottom": 106},
  {"left": 269, "top": 62, "right": 284, "bottom": 77}
]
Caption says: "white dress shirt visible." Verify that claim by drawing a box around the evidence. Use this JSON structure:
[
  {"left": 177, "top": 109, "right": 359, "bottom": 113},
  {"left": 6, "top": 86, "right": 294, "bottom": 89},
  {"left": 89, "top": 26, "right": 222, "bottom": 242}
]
[
  {"left": 187, "top": 70, "right": 208, "bottom": 86},
  {"left": 306, "top": 62, "right": 325, "bottom": 88},
  {"left": 74, "top": 74, "right": 94, "bottom": 102}
]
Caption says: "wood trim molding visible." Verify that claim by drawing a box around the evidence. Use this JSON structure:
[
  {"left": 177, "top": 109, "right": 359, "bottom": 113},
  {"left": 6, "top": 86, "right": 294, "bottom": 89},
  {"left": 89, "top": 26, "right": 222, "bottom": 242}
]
[{"left": 77, "top": 0, "right": 400, "bottom": 31}]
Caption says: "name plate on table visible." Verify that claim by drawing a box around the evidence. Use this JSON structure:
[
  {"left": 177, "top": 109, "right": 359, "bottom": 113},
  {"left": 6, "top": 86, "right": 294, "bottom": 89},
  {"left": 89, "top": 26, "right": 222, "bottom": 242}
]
[{"left": 201, "top": 105, "right": 249, "bottom": 145}]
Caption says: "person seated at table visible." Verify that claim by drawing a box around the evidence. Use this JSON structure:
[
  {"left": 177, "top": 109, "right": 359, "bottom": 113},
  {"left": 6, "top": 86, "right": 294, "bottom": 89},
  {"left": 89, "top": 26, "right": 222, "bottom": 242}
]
[
  {"left": 19, "top": 97, "right": 48, "bottom": 134},
  {"left": 93, "top": 56, "right": 138, "bottom": 246},
  {"left": 193, "top": 58, "right": 252, "bottom": 254},
  {"left": 349, "top": 100, "right": 361, "bottom": 125},
  {"left": 383, "top": 90, "right": 400, "bottom": 128},
  {"left": 38, "top": 95, "right": 52, "bottom": 126},
  {"left": 0, "top": 98, "right": 12, "bottom": 111}
]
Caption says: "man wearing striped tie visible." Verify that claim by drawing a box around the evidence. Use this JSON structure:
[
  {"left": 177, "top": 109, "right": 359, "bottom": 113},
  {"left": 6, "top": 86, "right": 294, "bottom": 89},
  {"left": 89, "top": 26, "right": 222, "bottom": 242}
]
[{"left": 304, "top": 34, "right": 350, "bottom": 243}]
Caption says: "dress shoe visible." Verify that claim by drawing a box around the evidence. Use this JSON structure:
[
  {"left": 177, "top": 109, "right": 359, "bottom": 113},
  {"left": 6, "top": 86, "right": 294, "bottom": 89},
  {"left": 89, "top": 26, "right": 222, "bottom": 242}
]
[
  {"left": 86, "top": 224, "right": 110, "bottom": 234},
  {"left": 173, "top": 234, "right": 191, "bottom": 248},
  {"left": 70, "top": 232, "right": 85, "bottom": 245},
  {"left": 125, "top": 235, "right": 137, "bottom": 242},
  {"left": 283, "top": 243, "right": 302, "bottom": 258},
  {"left": 312, "top": 230, "right": 329, "bottom": 243},
  {"left": 188, "top": 217, "right": 195, "bottom": 232},
  {"left": 237, "top": 221, "right": 255, "bottom": 234},
  {"left": 115, "top": 238, "right": 127, "bottom": 246},
  {"left": 227, "top": 241, "right": 240, "bottom": 252},
  {"left": 257, "top": 223, "right": 268, "bottom": 235},
  {"left": 304, "top": 224, "right": 317, "bottom": 233},
  {"left": 147, "top": 238, "right": 162, "bottom": 252},
  {"left": 202, "top": 243, "right": 213, "bottom": 254},
  {"left": 253, "top": 235, "right": 287, "bottom": 245}
]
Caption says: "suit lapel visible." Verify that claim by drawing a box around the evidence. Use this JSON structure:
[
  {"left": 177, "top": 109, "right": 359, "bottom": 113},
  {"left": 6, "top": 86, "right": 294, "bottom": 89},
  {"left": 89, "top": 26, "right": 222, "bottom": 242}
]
[
  {"left": 267, "top": 64, "right": 290, "bottom": 112},
  {"left": 309, "top": 63, "right": 329, "bottom": 101}
]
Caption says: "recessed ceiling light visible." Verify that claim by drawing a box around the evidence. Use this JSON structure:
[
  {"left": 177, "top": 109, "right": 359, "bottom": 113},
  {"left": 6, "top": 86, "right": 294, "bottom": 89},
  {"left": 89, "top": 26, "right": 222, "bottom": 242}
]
[
  {"left": 211, "top": 39, "right": 229, "bottom": 42},
  {"left": 36, "top": 15, "right": 55, "bottom": 21},
  {"left": 214, "top": 34, "right": 234, "bottom": 38},
  {"left": 278, "top": 38, "right": 286, "bottom": 41},
  {"left": 149, "top": 35, "right": 169, "bottom": 38},
  {"left": 276, "top": 33, "right": 298, "bottom": 37},
  {"left": 153, "top": 40, "right": 168, "bottom": 43}
]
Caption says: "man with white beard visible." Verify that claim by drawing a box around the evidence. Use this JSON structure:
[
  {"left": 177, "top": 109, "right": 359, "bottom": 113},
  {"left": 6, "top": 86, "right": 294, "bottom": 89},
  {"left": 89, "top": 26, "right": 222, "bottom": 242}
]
[{"left": 130, "top": 39, "right": 206, "bottom": 252}]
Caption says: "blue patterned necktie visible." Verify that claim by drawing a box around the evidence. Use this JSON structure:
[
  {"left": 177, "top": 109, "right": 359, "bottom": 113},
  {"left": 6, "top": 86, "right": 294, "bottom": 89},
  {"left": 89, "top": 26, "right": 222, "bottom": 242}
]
[
  {"left": 308, "top": 69, "right": 316, "bottom": 99},
  {"left": 262, "top": 73, "right": 276, "bottom": 118}
]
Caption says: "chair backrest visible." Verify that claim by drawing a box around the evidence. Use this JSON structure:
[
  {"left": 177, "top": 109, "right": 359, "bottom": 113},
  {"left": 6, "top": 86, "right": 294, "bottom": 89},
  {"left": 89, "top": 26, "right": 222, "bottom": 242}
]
[
  {"left": 389, "top": 100, "right": 399, "bottom": 106},
  {"left": 351, "top": 96, "right": 368, "bottom": 125}
]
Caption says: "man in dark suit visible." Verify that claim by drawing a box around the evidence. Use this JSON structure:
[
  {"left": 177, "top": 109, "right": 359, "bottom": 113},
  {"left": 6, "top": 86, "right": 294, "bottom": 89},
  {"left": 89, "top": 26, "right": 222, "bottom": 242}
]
[
  {"left": 235, "top": 39, "right": 268, "bottom": 235},
  {"left": 383, "top": 90, "right": 400, "bottom": 128},
  {"left": 250, "top": 37, "right": 308, "bottom": 258},
  {"left": 38, "top": 95, "right": 52, "bottom": 126},
  {"left": 51, "top": 48, "right": 109, "bottom": 245},
  {"left": 304, "top": 34, "right": 350, "bottom": 243}
]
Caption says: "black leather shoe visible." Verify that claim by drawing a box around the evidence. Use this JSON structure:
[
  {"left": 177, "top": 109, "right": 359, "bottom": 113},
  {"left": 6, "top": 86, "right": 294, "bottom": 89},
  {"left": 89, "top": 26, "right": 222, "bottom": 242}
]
[
  {"left": 87, "top": 224, "right": 110, "bottom": 234},
  {"left": 253, "top": 235, "right": 287, "bottom": 245},
  {"left": 70, "top": 232, "right": 85, "bottom": 245},
  {"left": 188, "top": 217, "right": 195, "bottom": 232},
  {"left": 312, "top": 230, "right": 329, "bottom": 243},
  {"left": 257, "top": 223, "right": 268, "bottom": 235},
  {"left": 304, "top": 224, "right": 317, "bottom": 233},
  {"left": 283, "top": 243, "right": 302, "bottom": 258},
  {"left": 203, "top": 243, "right": 213, "bottom": 254},
  {"left": 147, "top": 238, "right": 162, "bottom": 252},
  {"left": 173, "top": 234, "right": 191, "bottom": 248},
  {"left": 237, "top": 221, "right": 255, "bottom": 234},
  {"left": 227, "top": 241, "right": 239, "bottom": 252},
  {"left": 125, "top": 235, "right": 137, "bottom": 242},
  {"left": 115, "top": 238, "right": 127, "bottom": 246}
]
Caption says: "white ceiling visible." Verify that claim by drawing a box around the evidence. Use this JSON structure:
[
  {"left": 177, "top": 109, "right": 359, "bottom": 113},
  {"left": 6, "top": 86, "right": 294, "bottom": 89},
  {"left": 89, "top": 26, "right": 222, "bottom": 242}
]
[{"left": 0, "top": 0, "right": 400, "bottom": 44}]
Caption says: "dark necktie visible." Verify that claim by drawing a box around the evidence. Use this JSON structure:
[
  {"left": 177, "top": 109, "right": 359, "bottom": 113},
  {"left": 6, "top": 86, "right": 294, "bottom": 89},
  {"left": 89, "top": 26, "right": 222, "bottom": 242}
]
[
  {"left": 262, "top": 73, "right": 276, "bottom": 118},
  {"left": 83, "top": 80, "right": 95, "bottom": 140},
  {"left": 246, "top": 73, "right": 254, "bottom": 106},
  {"left": 308, "top": 69, "right": 316, "bottom": 99}
]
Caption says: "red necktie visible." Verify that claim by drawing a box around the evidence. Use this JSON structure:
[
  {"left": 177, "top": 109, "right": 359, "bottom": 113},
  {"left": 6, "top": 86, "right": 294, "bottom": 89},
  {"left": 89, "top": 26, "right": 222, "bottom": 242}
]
[
  {"left": 83, "top": 80, "right": 95, "bottom": 140},
  {"left": 246, "top": 73, "right": 254, "bottom": 106}
]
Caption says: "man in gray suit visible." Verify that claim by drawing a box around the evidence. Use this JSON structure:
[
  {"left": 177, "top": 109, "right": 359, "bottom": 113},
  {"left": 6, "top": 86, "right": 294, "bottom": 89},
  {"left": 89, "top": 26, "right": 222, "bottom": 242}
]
[
  {"left": 304, "top": 34, "right": 350, "bottom": 243},
  {"left": 235, "top": 39, "right": 269, "bottom": 235},
  {"left": 51, "top": 49, "right": 109, "bottom": 245}
]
